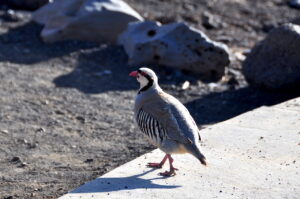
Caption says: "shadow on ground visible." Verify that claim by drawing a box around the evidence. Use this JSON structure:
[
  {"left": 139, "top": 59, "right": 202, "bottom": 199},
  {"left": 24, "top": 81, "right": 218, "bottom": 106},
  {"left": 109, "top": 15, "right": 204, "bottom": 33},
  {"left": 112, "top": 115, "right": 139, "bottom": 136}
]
[
  {"left": 53, "top": 45, "right": 137, "bottom": 94},
  {"left": 186, "top": 87, "right": 300, "bottom": 125},
  {"left": 70, "top": 168, "right": 180, "bottom": 194},
  {"left": 0, "top": 22, "right": 98, "bottom": 64},
  {"left": 2, "top": 21, "right": 298, "bottom": 126}
]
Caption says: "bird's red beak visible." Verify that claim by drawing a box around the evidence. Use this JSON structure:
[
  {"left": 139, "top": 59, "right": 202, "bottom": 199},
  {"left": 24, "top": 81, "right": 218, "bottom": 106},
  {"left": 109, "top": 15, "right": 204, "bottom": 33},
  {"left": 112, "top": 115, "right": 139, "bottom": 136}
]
[{"left": 129, "top": 71, "right": 138, "bottom": 77}]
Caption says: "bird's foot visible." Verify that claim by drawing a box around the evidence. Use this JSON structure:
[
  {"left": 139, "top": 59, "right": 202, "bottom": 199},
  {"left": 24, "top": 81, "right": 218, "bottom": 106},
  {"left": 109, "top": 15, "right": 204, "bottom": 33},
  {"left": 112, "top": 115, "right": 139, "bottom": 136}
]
[
  {"left": 147, "top": 162, "right": 162, "bottom": 168},
  {"left": 159, "top": 167, "right": 178, "bottom": 177},
  {"left": 159, "top": 168, "right": 178, "bottom": 177}
]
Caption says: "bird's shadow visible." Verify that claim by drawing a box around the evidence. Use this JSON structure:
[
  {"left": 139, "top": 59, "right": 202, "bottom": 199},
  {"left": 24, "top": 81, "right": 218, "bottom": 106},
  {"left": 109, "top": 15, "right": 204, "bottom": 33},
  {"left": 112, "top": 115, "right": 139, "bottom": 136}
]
[{"left": 70, "top": 168, "right": 180, "bottom": 194}]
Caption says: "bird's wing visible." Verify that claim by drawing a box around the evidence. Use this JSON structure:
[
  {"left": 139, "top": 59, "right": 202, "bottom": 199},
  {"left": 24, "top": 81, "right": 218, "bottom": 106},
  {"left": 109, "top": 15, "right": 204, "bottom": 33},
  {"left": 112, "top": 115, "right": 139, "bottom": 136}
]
[
  {"left": 141, "top": 92, "right": 197, "bottom": 144},
  {"left": 168, "top": 96, "right": 202, "bottom": 143}
]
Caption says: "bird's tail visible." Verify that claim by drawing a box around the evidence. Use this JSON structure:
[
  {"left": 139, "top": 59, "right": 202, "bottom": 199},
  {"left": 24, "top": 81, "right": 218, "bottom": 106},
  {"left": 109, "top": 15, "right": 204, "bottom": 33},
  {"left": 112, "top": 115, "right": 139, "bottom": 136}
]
[
  {"left": 197, "top": 152, "right": 207, "bottom": 166},
  {"left": 187, "top": 144, "right": 207, "bottom": 166}
]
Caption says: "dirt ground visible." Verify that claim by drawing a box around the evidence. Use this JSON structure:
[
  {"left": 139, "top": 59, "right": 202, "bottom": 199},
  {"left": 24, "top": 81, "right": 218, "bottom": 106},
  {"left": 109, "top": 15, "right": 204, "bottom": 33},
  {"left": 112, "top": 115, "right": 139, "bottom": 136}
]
[{"left": 0, "top": 0, "right": 299, "bottom": 198}]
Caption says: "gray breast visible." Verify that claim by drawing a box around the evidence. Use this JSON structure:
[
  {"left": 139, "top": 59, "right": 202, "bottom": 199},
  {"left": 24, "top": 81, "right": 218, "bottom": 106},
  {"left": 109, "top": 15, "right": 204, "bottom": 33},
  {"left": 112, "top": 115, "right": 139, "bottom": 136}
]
[{"left": 136, "top": 109, "right": 167, "bottom": 144}]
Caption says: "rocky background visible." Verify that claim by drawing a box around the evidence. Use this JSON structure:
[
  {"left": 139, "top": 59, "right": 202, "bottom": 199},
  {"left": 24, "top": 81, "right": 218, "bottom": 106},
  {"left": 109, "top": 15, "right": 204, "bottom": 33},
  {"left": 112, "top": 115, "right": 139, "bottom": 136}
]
[{"left": 0, "top": 0, "right": 299, "bottom": 198}]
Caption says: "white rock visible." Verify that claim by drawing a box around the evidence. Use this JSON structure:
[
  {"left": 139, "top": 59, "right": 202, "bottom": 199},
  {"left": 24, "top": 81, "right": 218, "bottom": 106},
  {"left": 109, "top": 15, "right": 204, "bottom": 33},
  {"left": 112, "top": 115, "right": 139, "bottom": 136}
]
[
  {"left": 118, "top": 21, "right": 230, "bottom": 79},
  {"left": 32, "top": 0, "right": 143, "bottom": 43}
]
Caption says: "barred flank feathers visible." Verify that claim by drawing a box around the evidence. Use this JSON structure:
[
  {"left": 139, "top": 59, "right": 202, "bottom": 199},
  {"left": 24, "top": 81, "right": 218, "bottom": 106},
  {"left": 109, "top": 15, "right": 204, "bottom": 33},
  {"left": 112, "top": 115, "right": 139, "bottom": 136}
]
[{"left": 137, "top": 109, "right": 166, "bottom": 144}]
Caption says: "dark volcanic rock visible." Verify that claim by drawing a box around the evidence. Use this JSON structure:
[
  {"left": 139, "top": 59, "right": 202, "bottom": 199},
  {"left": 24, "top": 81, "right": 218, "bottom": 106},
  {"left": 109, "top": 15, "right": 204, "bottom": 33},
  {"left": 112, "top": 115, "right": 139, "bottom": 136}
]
[{"left": 242, "top": 23, "right": 300, "bottom": 90}]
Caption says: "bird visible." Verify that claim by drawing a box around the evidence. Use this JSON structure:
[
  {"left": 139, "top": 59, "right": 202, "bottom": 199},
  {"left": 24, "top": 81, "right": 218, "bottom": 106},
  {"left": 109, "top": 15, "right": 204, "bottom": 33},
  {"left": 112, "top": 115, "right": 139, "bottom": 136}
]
[{"left": 129, "top": 67, "right": 207, "bottom": 177}]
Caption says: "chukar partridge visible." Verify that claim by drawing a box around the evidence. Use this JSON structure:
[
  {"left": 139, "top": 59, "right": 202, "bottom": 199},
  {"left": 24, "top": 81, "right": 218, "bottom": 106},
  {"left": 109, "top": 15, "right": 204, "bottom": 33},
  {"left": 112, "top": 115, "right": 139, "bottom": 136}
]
[{"left": 129, "top": 67, "right": 206, "bottom": 176}]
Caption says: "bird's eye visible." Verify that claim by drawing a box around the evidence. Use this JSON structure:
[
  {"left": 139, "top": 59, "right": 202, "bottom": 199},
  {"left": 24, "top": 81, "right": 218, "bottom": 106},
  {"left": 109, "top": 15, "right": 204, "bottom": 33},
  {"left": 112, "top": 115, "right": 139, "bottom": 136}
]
[{"left": 137, "top": 75, "right": 140, "bottom": 79}]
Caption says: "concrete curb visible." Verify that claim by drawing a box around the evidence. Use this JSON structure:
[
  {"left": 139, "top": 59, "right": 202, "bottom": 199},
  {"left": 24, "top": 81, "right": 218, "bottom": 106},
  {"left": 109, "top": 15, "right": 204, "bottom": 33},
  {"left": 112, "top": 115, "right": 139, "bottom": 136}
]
[{"left": 60, "top": 97, "right": 300, "bottom": 199}]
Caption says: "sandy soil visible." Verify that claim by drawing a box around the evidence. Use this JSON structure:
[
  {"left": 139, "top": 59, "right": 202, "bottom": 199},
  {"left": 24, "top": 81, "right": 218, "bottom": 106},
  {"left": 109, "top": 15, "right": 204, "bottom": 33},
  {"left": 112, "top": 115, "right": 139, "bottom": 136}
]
[{"left": 0, "top": 0, "right": 299, "bottom": 198}]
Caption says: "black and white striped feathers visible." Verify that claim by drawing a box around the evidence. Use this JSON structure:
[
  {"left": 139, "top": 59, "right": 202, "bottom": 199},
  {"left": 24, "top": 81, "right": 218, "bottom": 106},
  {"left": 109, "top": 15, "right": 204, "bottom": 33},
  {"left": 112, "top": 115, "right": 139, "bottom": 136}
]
[{"left": 136, "top": 109, "right": 167, "bottom": 145}]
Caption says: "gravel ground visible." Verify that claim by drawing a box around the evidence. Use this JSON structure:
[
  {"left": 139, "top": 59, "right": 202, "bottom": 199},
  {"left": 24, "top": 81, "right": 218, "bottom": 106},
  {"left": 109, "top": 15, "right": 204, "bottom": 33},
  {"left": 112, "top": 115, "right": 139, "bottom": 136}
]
[{"left": 0, "top": 0, "right": 299, "bottom": 198}]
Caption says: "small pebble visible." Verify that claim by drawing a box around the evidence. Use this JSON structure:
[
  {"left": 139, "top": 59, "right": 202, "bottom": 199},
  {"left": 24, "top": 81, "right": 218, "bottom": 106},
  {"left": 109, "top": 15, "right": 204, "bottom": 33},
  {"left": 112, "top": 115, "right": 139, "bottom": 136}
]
[
  {"left": 0, "top": 129, "right": 8, "bottom": 134},
  {"left": 3, "top": 9, "right": 19, "bottom": 22},
  {"left": 76, "top": 116, "right": 85, "bottom": 123},
  {"left": 202, "top": 11, "right": 223, "bottom": 29},
  {"left": 36, "top": 128, "right": 45, "bottom": 133},
  {"left": 21, "top": 139, "right": 28, "bottom": 144},
  {"left": 234, "top": 51, "right": 246, "bottom": 61},
  {"left": 181, "top": 81, "right": 190, "bottom": 90},
  {"left": 55, "top": 110, "right": 65, "bottom": 115},
  {"left": 19, "top": 162, "right": 28, "bottom": 167},
  {"left": 85, "top": 158, "right": 94, "bottom": 163},
  {"left": 28, "top": 143, "right": 38, "bottom": 149},
  {"left": 11, "top": 156, "right": 21, "bottom": 163}
]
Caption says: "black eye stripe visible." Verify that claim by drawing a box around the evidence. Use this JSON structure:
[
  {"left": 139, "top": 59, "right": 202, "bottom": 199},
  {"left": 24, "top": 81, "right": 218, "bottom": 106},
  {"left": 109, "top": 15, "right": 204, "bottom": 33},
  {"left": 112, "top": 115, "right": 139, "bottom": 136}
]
[
  {"left": 137, "top": 69, "right": 154, "bottom": 93},
  {"left": 138, "top": 70, "right": 152, "bottom": 80},
  {"left": 143, "top": 73, "right": 150, "bottom": 79}
]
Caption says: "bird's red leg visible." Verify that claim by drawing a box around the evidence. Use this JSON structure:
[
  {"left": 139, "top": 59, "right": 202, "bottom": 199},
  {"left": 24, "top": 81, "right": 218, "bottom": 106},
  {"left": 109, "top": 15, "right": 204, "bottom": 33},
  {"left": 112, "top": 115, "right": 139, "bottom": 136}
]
[
  {"left": 147, "top": 154, "right": 168, "bottom": 168},
  {"left": 159, "top": 154, "right": 178, "bottom": 177}
]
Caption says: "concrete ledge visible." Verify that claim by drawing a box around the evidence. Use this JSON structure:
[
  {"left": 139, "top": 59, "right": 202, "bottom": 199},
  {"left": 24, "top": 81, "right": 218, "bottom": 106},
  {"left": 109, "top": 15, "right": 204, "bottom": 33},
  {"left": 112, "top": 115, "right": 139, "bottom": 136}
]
[{"left": 60, "top": 98, "right": 300, "bottom": 199}]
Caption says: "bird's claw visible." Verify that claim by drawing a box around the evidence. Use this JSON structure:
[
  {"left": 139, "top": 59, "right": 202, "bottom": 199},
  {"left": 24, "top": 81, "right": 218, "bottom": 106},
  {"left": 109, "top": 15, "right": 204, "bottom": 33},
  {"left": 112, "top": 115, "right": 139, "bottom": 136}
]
[
  {"left": 147, "top": 162, "right": 162, "bottom": 168},
  {"left": 159, "top": 170, "right": 176, "bottom": 177}
]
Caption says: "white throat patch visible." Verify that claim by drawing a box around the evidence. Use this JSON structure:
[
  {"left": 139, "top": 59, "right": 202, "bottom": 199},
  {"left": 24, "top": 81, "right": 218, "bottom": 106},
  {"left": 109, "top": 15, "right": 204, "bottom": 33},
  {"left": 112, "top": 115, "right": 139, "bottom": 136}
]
[{"left": 137, "top": 74, "right": 149, "bottom": 89}]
